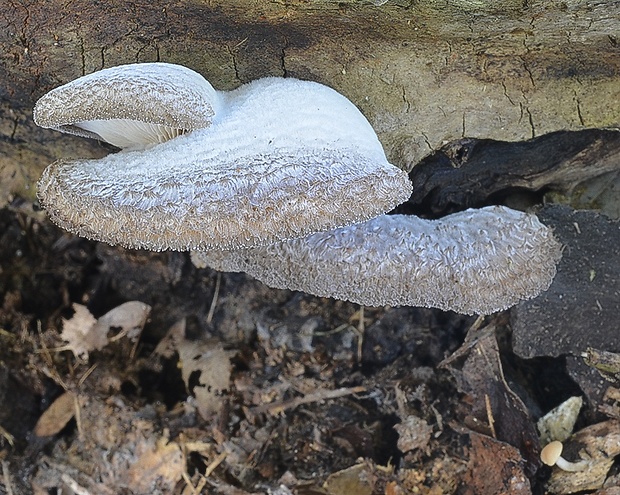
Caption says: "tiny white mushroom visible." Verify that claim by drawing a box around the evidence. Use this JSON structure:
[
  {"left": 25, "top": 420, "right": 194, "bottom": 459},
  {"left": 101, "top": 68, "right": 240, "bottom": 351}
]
[
  {"left": 35, "top": 64, "right": 412, "bottom": 251},
  {"left": 192, "top": 206, "right": 562, "bottom": 315},
  {"left": 540, "top": 441, "right": 590, "bottom": 472},
  {"left": 34, "top": 62, "right": 220, "bottom": 149}
]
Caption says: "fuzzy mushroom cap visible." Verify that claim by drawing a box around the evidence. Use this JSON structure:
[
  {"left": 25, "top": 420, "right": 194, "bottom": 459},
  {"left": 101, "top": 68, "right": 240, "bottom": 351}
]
[
  {"left": 192, "top": 206, "right": 562, "bottom": 315},
  {"left": 33, "top": 63, "right": 220, "bottom": 149},
  {"left": 37, "top": 75, "right": 412, "bottom": 251}
]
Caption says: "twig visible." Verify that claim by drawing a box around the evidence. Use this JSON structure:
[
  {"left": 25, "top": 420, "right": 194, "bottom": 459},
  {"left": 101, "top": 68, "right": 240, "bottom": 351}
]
[
  {"left": 73, "top": 393, "right": 84, "bottom": 441},
  {"left": 181, "top": 471, "right": 195, "bottom": 492},
  {"left": 192, "top": 475, "right": 208, "bottom": 495},
  {"left": 468, "top": 315, "right": 486, "bottom": 334},
  {"left": 77, "top": 363, "right": 98, "bottom": 387},
  {"left": 205, "top": 452, "right": 227, "bottom": 478},
  {"left": 206, "top": 272, "right": 222, "bottom": 324},
  {"left": 252, "top": 385, "right": 366, "bottom": 415},
  {"left": 1, "top": 461, "right": 14, "bottom": 495},
  {"left": 60, "top": 474, "right": 92, "bottom": 495},
  {"left": 484, "top": 394, "right": 497, "bottom": 439},
  {"left": 314, "top": 323, "right": 355, "bottom": 336},
  {"left": 356, "top": 305, "right": 365, "bottom": 362},
  {"left": 0, "top": 425, "right": 14, "bottom": 447}
]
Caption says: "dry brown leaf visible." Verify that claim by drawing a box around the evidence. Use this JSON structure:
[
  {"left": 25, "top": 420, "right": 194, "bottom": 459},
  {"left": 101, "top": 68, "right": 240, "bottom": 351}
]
[
  {"left": 152, "top": 318, "right": 186, "bottom": 359},
  {"left": 440, "top": 325, "right": 541, "bottom": 475},
  {"left": 60, "top": 304, "right": 101, "bottom": 360},
  {"left": 34, "top": 391, "right": 78, "bottom": 437},
  {"left": 60, "top": 301, "right": 151, "bottom": 360},
  {"left": 178, "top": 340, "right": 233, "bottom": 419},
  {"left": 94, "top": 301, "right": 151, "bottom": 342},
  {"left": 123, "top": 436, "right": 184, "bottom": 494}
]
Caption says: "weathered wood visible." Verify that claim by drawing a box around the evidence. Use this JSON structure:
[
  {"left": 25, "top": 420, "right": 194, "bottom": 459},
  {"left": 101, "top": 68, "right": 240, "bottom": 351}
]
[
  {"left": 400, "top": 129, "right": 620, "bottom": 216},
  {"left": 1, "top": 0, "right": 619, "bottom": 206},
  {"left": 512, "top": 205, "right": 620, "bottom": 405}
]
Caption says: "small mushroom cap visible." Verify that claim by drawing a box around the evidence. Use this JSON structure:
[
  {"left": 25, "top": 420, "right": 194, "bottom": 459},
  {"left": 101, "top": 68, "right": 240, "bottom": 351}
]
[
  {"left": 192, "top": 206, "right": 562, "bottom": 315},
  {"left": 33, "top": 63, "right": 220, "bottom": 148},
  {"left": 37, "top": 76, "right": 412, "bottom": 251},
  {"left": 541, "top": 441, "right": 564, "bottom": 466}
]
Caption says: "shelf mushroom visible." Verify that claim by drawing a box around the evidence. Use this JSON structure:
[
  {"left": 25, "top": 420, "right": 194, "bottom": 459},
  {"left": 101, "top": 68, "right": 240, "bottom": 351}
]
[
  {"left": 35, "top": 63, "right": 412, "bottom": 251},
  {"left": 540, "top": 441, "right": 590, "bottom": 472},
  {"left": 192, "top": 206, "right": 562, "bottom": 315},
  {"left": 34, "top": 63, "right": 220, "bottom": 150}
]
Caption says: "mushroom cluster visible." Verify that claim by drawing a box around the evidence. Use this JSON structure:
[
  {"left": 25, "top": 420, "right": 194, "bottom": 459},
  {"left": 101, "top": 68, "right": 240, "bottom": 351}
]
[{"left": 34, "top": 62, "right": 562, "bottom": 315}]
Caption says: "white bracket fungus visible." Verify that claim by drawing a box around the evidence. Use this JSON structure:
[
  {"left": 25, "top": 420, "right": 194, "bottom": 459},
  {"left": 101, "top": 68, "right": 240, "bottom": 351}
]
[
  {"left": 34, "top": 63, "right": 412, "bottom": 251},
  {"left": 34, "top": 63, "right": 220, "bottom": 150},
  {"left": 192, "top": 206, "right": 562, "bottom": 315},
  {"left": 34, "top": 63, "right": 561, "bottom": 315}
]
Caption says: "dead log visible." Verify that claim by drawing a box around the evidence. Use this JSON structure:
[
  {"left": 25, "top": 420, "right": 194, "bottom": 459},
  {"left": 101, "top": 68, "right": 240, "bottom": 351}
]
[{"left": 1, "top": 0, "right": 619, "bottom": 206}]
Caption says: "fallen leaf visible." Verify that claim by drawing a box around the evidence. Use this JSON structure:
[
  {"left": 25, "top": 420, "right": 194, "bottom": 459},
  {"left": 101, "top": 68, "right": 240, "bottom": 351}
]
[
  {"left": 178, "top": 340, "right": 233, "bottom": 419},
  {"left": 94, "top": 301, "right": 151, "bottom": 342},
  {"left": 34, "top": 391, "right": 78, "bottom": 437},
  {"left": 60, "top": 304, "right": 101, "bottom": 360},
  {"left": 440, "top": 325, "right": 541, "bottom": 476},
  {"left": 152, "top": 318, "right": 187, "bottom": 359},
  {"left": 59, "top": 302, "right": 151, "bottom": 360}
]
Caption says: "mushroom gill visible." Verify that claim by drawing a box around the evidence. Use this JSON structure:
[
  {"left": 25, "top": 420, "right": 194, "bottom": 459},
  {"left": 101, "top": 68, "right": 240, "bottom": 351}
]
[{"left": 192, "top": 206, "right": 562, "bottom": 315}]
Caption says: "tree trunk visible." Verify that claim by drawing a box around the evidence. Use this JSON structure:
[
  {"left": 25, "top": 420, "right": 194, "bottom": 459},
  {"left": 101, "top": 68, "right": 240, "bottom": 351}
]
[{"left": 1, "top": 0, "right": 619, "bottom": 205}]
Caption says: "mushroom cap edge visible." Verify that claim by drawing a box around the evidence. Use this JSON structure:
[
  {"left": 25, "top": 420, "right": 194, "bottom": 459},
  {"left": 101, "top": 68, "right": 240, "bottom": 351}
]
[{"left": 33, "top": 62, "right": 220, "bottom": 146}]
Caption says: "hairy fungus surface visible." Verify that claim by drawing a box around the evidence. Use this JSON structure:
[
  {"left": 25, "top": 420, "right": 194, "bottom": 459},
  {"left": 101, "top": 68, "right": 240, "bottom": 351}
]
[
  {"left": 35, "top": 65, "right": 412, "bottom": 250},
  {"left": 34, "top": 63, "right": 219, "bottom": 149},
  {"left": 192, "top": 206, "right": 562, "bottom": 315}
]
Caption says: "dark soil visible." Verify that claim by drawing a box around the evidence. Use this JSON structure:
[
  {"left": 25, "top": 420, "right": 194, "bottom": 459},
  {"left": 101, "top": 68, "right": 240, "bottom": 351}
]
[{"left": 1, "top": 131, "right": 619, "bottom": 494}]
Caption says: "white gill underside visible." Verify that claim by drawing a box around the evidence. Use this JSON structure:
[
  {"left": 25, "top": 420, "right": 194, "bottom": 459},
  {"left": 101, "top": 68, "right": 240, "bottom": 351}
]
[{"left": 76, "top": 119, "right": 185, "bottom": 149}]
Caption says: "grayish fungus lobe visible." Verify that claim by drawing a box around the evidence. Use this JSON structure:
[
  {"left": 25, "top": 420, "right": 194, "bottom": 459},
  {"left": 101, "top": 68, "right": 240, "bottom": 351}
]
[
  {"left": 35, "top": 64, "right": 412, "bottom": 251},
  {"left": 192, "top": 206, "right": 562, "bottom": 315},
  {"left": 35, "top": 63, "right": 561, "bottom": 314},
  {"left": 34, "top": 63, "right": 220, "bottom": 149}
]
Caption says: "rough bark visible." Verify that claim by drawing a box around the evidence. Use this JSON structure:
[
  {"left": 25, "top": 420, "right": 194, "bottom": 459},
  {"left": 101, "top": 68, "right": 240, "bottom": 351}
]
[
  {"left": 400, "top": 129, "right": 620, "bottom": 216},
  {"left": 1, "top": 0, "right": 619, "bottom": 206}
]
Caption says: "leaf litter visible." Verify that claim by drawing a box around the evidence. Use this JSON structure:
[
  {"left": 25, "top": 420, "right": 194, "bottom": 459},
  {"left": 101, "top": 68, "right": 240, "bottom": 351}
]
[{"left": 2, "top": 133, "right": 620, "bottom": 494}]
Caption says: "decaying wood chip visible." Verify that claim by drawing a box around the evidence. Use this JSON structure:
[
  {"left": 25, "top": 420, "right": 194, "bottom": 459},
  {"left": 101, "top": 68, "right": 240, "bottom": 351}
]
[
  {"left": 460, "top": 432, "right": 531, "bottom": 495},
  {"left": 537, "top": 396, "right": 583, "bottom": 445},
  {"left": 394, "top": 415, "right": 433, "bottom": 454},
  {"left": 583, "top": 348, "right": 620, "bottom": 383}
]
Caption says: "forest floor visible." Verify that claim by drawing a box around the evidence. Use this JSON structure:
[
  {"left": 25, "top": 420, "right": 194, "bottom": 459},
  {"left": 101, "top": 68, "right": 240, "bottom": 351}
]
[{"left": 1, "top": 130, "right": 620, "bottom": 495}]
